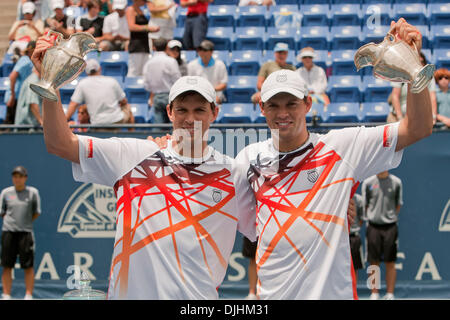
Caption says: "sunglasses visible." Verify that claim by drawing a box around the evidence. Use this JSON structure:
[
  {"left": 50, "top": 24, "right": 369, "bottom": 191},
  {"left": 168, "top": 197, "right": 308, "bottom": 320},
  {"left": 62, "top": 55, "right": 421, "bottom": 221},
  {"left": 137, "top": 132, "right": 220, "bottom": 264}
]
[{"left": 439, "top": 76, "right": 449, "bottom": 80}]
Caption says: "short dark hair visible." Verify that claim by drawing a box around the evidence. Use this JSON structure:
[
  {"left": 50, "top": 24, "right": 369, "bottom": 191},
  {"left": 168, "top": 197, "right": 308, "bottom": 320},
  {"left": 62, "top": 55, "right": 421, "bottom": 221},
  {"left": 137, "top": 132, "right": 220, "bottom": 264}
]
[
  {"left": 169, "top": 91, "right": 216, "bottom": 112},
  {"left": 87, "top": 0, "right": 101, "bottom": 10},
  {"left": 153, "top": 38, "right": 168, "bottom": 52}
]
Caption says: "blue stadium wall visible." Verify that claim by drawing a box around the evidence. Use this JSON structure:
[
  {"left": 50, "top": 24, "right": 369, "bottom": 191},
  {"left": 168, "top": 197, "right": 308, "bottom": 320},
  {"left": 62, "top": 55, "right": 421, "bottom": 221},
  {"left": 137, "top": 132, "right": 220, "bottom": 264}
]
[{"left": 0, "top": 129, "right": 449, "bottom": 299}]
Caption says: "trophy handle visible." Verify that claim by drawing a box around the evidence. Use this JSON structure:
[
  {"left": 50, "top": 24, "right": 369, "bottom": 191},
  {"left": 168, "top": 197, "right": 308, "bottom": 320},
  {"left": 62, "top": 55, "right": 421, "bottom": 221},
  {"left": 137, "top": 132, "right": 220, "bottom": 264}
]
[{"left": 46, "top": 30, "right": 63, "bottom": 45}]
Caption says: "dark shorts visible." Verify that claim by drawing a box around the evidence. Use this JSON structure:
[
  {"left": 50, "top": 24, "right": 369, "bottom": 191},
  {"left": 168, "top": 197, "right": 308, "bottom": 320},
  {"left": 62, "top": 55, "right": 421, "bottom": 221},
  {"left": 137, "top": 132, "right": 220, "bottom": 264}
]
[
  {"left": 367, "top": 222, "right": 398, "bottom": 263},
  {"left": 242, "top": 236, "right": 257, "bottom": 259},
  {"left": 349, "top": 233, "right": 363, "bottom": 270},
  {"left": 1, "top": 231, "right": 35, "bottom": 269},
  {"left": 183, "top": 14, "right": 208, "bottom": 50}
]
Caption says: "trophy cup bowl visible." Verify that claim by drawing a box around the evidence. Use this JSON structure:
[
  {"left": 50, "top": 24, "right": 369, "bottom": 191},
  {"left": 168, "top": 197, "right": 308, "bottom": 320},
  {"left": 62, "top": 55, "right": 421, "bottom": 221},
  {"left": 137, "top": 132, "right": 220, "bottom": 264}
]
[
  {"left": 30, "top": 31, "right": 98, "bottom": 101},
  {"left": 354, "top": 32, "right": 435, "bottom": 93}
]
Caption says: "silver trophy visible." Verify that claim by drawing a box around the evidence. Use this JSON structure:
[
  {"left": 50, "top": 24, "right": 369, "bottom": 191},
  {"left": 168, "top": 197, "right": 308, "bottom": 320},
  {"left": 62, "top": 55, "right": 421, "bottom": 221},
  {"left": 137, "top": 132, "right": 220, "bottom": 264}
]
[
  {"left": 63, "top": 271, "right": 107, "bottom": 300},
  {"left": 30, "top": 30, "right": 98, "bottom": 101},
  {"left": 354, "top": 30, "right": 435, "bottom": 93}
]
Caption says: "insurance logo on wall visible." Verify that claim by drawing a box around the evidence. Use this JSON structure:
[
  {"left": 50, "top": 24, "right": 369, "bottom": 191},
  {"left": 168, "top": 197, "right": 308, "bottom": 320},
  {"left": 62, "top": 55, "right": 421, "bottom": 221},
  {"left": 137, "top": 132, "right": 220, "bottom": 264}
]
[
  {"left": 439, "top": 199, "right": 450, "bottom": 232},
  {"left": 57, "top": 183, "right": 117, "bottom": 238}
]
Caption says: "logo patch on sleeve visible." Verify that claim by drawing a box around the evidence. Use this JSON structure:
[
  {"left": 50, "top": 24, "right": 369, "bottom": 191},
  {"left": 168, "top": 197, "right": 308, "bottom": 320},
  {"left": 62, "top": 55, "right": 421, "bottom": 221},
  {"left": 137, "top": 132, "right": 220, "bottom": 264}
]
[
  {"left": 383, "top": 125, "right": 392, "bottom": 148},
  {"left": 86, "top": 138, "right": 94, "bottom": 158}
]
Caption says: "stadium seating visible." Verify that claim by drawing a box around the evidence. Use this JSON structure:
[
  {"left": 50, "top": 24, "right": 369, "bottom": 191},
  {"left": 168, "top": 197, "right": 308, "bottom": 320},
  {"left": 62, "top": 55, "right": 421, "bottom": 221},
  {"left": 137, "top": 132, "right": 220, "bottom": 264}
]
[
  {"left": 129, "top": 103, "right": 148, "bottom": 123},
  {"left": 99, "top": 51, "right": 129, "bottom": 80},
  {"left": 229, "top": 51, "right": 262, "bottom": 76},
  {"left": 361, "top": 4, "right": 392, "bottom": 27},
  {"left": 225, "top": 76, "right": 257, "bottom": 103},
  {"left": 181, "top": 50, "right": 197, "bottom": 63},
  {"left": 212, "top": 51, "right": 231, "bottom": 66},
  {"left": 173, "top": 27, "right": 184, "bottom": 43},
  {"left": 266, "top": 27, "right": 299, "bottom": 51},
  {"left": 362, "top": 25, "right": 391, "bottom": 45},
  {"left": 330, "top": 50, "right": 358, "bottom": 76},
  {"left": 330, "top": 4, "right": 362, "bottom": 27},
  {"left": 416, "top": 25, "right": 431, "bottom": 49},
  {"left": 212, "top": 0, "right": 238, "bottom": 5},
  {"left": 298, "top": 26, "right": 330, "bottom": 51},
  {"left": 219, "top": 103, "right": 254, "bottom": 123},
  {"left": 301, "top": 4, "right": 330, "bottom": 27},
  {"left": 262, "top": 50, "right": 296, "bottom": 66},
  {"left": 234, "top": 27, "right": 266, "bottom": 51},
  {"left": 325, "top": 103, "right": 361, "bottom": 123},
  {"left": 360, "top": 102, "right": 390, "bottom": 123},
  {"left": 429, "top": 3, "right": 450, "bottom": 26},
  {"left": 59, "top": 78, "right": 82, "bottom": 104},
  {"left": 362, "top": 76, "right": 392, "bottom": 103},
  {"left": 306, "top": 103, "right": 327, "bottom": 123},
  {"left": 252, "top": 107, "right": 266, "bottom": 123},
  {"left": 208, "top": 5, "right": 237, "bottom": 29},
  {"left": 236, "top": 6, "right": 267, "bottom": 28},
  {"left": 393, "top": 3, "right": 428, "bottom": 26},
  {"left": 124, "top": 77, "right": 149, "bottom": 104},
  {"left": 433, "top": 48, "right": 450, "bottom": 69},
  {"left": 0, "top": 104, "right": 5, "bottom": 123},
  {"left": 431, "top": 25, "right": 450, "bottom": 49},
  {"left": 206, "top": 27, "right": 234, "bottom": 51},
  {"left": 327, "top": 75, "right": 362, "bottom": 103},
  {"left": 0, "top": 77, "right": 10, "bottom": 104},
  {"left": 1, "top": 54, "right": 14, "bottom": 77},
  {"left": 296, "top": 50, "right": 329, "bottom": 71},
  {"left": 330, "top": 26, "right": 362, "bottom": 50}
]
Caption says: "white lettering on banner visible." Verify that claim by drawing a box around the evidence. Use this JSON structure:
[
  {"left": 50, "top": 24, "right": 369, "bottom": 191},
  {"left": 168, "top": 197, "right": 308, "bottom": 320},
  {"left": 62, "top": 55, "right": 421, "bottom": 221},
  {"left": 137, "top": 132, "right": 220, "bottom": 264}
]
[
  {"left": 366, "top": 265, "right": 381, "bottom": 290},
  {"left": 415, "top": 252, "right": 442, "bottom": 280},
  {"left": 366, "top": 5, "right": 381, "bottom": 30},
  {"left": 35, "top": 252, "right": 60, "bottom": 280},
  {"left": 395, "top": 252, "right": 405, "bottom": 270},
  {"left": 74, "top": 252, "right": 96, "bottom": 280},
  {"left": 227, "top": 252, "right": 246, "bottom": 282},
  {"left": 438, "top": 199, "right": 450, "bottom": 232},
  {"left": 66, "top": 265, "right": 81, "bottom": 290}
]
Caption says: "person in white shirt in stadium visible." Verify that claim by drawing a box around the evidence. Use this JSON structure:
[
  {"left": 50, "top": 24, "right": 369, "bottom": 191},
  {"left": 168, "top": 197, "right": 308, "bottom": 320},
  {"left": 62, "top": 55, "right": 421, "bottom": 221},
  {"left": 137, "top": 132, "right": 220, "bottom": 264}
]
[
  {"left": 166, "top": 39, "right": 188, "bottom": 76},
  {"left": 143, "top": 38, "right": 181, "bottom": 124},
  {"left": 233, "top": 18, "right": 433, "bottom": 299},
  {"left": 44, "top": 0, "right": 75, "bottom": 39},
  {"left": 187, "top": 40, "right": 228, "bottom": 105},
  {"left": 65, "top": 59, "right": 134, "bottom": 128},
  {"left": 99, "top": 0, "right": 130, "bottom": 51},
  {"left": 296, "top": 46, "right": 330, "bottom": 107}
]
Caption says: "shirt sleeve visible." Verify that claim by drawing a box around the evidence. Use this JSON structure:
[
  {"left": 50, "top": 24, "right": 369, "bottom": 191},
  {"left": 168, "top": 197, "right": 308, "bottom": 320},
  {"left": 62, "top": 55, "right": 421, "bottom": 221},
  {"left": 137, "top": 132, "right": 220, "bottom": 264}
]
[
  {"left": 325, "top": 122, "right": 404, "bottom": 182},
  {"left": 33, "top": 188, "right": 42, "bottom": 215},
  {"left": 113, "top": 78, "right": 126, "bottom": 101},
  {"left": 396, "top": 178, "right": 403, "bottom": 207},
  {"left": 72, "top": 135, "right": 160, "bottom": 187},
  {"left": 102, "top": 15, "right": 112, "bottom": 34},
  {"left": 0, "top": 190, "right": 6, "bottom": 216},
  {"left": 70, "top": 81, "right": 85, "bottom": 104},
  {"left": 232, "top": 148, "right": 257, "bottom": 242}
]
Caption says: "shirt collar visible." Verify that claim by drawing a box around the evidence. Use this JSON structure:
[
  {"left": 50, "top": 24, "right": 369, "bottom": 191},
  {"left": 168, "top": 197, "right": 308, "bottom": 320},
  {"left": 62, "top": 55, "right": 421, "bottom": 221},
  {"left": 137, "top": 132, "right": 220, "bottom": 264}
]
[{"left": 198, "top": 57, "right": 215, "bottom": 68}]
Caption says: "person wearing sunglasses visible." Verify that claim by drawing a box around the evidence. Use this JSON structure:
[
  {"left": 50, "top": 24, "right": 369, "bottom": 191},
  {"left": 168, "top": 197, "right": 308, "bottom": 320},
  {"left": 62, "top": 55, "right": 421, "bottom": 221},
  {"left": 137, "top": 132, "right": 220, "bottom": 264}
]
[{"left": 434, "top": 68, "right": 450, "bottom": 128}]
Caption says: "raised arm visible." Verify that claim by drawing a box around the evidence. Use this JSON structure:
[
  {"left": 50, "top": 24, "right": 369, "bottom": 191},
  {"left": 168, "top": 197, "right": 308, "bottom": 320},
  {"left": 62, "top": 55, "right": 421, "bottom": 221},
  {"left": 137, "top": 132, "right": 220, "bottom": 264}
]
[
  {"left": 391, "top": 19, "right": 433, "bottom": 151},
  {"left": 31, "top": 36, "right": 80, "bottom": 164}
]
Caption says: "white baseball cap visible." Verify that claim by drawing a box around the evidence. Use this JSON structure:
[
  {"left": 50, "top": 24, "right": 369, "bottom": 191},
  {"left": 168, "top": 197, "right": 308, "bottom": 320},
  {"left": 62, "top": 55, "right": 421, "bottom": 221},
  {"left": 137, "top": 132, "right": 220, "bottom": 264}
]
[
  {"left": 261, "top": 70, "right": 309, "bottom": 103},
  {"left": 168, "top": 40, "right": 182, "bottom": 49},
  {"left": 273, "top": 42, "right": 289, "bottom": 52},
  {"left": 169, "top": 76, "right": 215, "bottom": 103},
  {"left": 52, "top": 0, "right": 64, "bottom": 10},
  {"left": 85, "top": 59, "right": 101, "bottom": 74},
  {"left": 112, "top": 0, "right": 127, "bottom": 10},
  {"left": 299, "top": 47, "right": 316, "bottom": 59},
  {"left": 22, "top": 2, "right": 36, "bottom": 14}
]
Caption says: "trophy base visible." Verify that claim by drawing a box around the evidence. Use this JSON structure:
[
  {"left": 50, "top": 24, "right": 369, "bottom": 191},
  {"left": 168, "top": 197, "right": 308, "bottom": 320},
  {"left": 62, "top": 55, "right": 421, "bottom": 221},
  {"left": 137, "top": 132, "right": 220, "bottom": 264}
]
[
  {"left": 411, "top": 64, "right": 436, "bottom": 94},
  {"left": 29, "top": 83, "right": 58, "bottom": 102}
]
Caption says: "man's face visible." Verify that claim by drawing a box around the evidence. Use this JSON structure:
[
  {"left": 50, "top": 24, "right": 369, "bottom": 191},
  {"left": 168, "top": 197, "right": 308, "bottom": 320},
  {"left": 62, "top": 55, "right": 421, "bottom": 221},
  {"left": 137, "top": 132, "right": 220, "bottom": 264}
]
[
  {"left": 167, "top": 93, "right": 218, "bottom": 145},
  {"left": 260, "top": 92, "right": 311, "bottom": 144},
  {"left": 89, "top": 3, "right": 100, "bottom": 16},
  {"left": 274, "top": 51, "right": 288, "bottom": 65},
  {"left": 78, "top": 107, "right": 90, "bottom": 124},
  {"left": 116, "top": 8, "right": 125, "bottom": 17},
  {"left": 302, "top": 56, "right": 313, "bottom": 69},
  {"left": 197, "top": 49, "right": 213, "bottom": 63},
  {"left": 12, "top": 173, "right": 27, "bottom": 189},
  {"left": 23, "top": 13, "right": 34, "bottom": 21}
]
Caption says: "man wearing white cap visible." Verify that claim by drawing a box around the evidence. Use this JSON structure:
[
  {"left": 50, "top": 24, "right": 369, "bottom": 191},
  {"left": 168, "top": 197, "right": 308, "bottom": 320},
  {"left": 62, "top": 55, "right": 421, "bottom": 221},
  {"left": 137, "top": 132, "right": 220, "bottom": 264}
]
[
  {"left": 100, "top": 0, "right": 130, "bottom": 51},
  {"left": 296, "top": 47, "right": 330, "bottom": 107},
  {"left": 166, "top": 40, "right": 188, "bottom": 76},
  {"left": 233, "top": 19, "right": 433, "bottom": 299},
  {"left": 44, "top": 0, "right": 74, "bottom": 38},
  {"left": 8, "top": 2, "right": 44, "bottom": 48},
  {"left": 251, "top": 42, "right": 295, "bottom": 104},
  {"left": 65, "top": 59, "right": 134, "bottom": 127}
]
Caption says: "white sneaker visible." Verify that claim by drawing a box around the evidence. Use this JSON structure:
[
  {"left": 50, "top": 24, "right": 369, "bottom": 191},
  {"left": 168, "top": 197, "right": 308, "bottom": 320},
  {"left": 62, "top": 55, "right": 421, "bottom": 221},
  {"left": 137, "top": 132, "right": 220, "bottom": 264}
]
[
  {"left": 245, "top": 293, "right": 258, "bottom": 300},
  {"left": 369, "top": 293, "right": 380, "bottom": 300},
  {"left": 24, "top": 294, "right": 33, "bottom": 300},
  {"left": 383, "top": 293, "right": 395, "bottom": 300},
  {"left": 2, "top": 294, "right": 11, "bottom": 300}
]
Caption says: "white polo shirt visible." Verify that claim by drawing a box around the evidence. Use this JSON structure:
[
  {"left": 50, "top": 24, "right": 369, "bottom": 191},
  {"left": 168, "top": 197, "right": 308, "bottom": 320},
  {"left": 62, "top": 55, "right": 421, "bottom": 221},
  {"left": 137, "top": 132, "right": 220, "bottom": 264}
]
[
  {"left": 187, "top": 58, "right": 228, "bottom": 100},
  {"left": 296, "top": 64, "right": 328, "bottom": 94},
  {"left": 102, "top": 11, "right": 130, "bottom": 38},
  {"left": 143, "top": 52, "right": 181, "bottom": 94}
]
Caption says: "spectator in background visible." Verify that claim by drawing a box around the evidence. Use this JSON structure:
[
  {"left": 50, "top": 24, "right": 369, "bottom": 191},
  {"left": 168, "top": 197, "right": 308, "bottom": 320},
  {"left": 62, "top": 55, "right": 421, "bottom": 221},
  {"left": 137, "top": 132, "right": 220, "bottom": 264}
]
[
  {"left": 99, "top": 0, "right": 112, "bottom": 17},
  {"left": 17, "top": 0, "right": 53, "bottom": 21},
  {"left": 148, "top": 0, "right": 177, "bottom": 42},
  {"left": 296, "top": 47, "right": 330, "bottom": 107},
  {"left": 0, "top": 166, "right": 41, "bottom": 300},
  {"left": 238, "top": 0, "right": 275, "bottom": 6},
  {"left": 251, "top": 42, "right": 295, "bottom": 104},
  {"left": 69, "top": 104, "right": 90, "bottom": 132},
  {"left": 167, "top": 39, "right": 188, "bottom": 76},
  {"left": 8, "top": 2, "right": 44, "bottom": 55},
  {"left": 143, "top": 38, "right": 181, "bottom": 124},
  {"left": 180, "top": 0, "right": 213, "bottom": 51},
  {"left": 100, "top": 0, "right": 130, "bottom": 51},
  {"left": 187, "top": 40, "right": 228, "bottom": 104},
  {"left": 349, "top": 193, "right": 364, "bottom": 279},
  {"left": 63, "top": 0, "right": 89, "bottom": 26},
  {"left": 362, "top": 170, "right": 403, "bottom": 300},
  {"left": 4, "top": 41, "right": 36, "bottom": 125},
  {"left": 75, "top": 0, "right": 105, "bottom": 44},
  {"left": 389, "top": 52, "right": 437, "bottom": 123},
  {"left": 434, "top": 68, "right": 450, "bottom": 128},
  {"left": 14, "top": 67, "right": 43, "bottom": 128},
  {"left": 44, "top": 0, "right": 74, "bottom": 38},
  {"left": 126, "top": 0, "right": 160, "bottom": 77},
  {"left": 66, "top": 59, "right": 135, "bottom": 128}
]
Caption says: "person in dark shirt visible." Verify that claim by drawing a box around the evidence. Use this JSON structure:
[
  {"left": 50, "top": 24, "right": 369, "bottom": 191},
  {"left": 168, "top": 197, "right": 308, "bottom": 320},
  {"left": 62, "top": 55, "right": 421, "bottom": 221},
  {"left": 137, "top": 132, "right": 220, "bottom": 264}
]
[{"left": 75, "top": 0, "right": 105, "bottom": 43}]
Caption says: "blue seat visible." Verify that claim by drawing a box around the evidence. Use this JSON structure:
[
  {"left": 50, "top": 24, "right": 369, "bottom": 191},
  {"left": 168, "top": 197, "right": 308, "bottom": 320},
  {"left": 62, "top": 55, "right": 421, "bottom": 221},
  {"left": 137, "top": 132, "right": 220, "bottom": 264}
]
[
  {"left": 433, "top": 48, "right": 450, "bottom": 69},
  {"left": 229, "top": 51, "right": 262, "bottom": 76},
  {"left": 415, "top": 25, "right": 431, "bottom": 49},
  {"left": 330, "top": 4, "right": 362, "bottom": 27},
  {"left": 252, "top": 107, "right": 266, "bottom": 123},
  {"left": 124, "top": 77, "right": 149, "bottom": 104},
  {"left": 306, "top": 103, "right": 327, "bottom": 123},
  {"left": 331, "top": 0, "right": 360, "bottom": 3},
  {"left": 266, "top": 27, "right": 299, "bottom": 51},
  {"left": 330, "top": 50, "right": 358, "bottom": 76},
  {"left": 362, "top": 76, "right": 392, "bottom": 103},
  {"left": 298, "top": 26, "right": 330, "bottom": 51},
  {"left": 330, "top": 26, "right": 362, "bottom": 50},
  {"left": 99, "top": 51, "right": 129, "bottom": 80},
  {"left": 176, "top": 7, "right": 187, "bottom": 27},
  {"left": 0, "top": 104, "right": 6, "bottom": 123},
  {"left": 1, "top": 54, "right": 15, "bottom": 77},
  {"left": 219, "top": 103, "right": 254, "bottom": 123},
  {"left": 206, "top": 27, "right": 234, "bottom": 51},
  {"left": 212, "top": 0, "right": 238, "bottom": 4},
  {"left": 276, "top": 0, "right": 300, "bottom": 4},
  {"left": 327, "top": 75, "right": 362, "bottom": 103},
  {"left": 360, "top": 102, "right": 390, "bottom": 122},
  {"left": 296, "top": 49, "right": 329, "bottom": 71},
  {"left": 303, "top": 0, "right": 329, "bottom": 4},
  {"left": 234, "top": 27, "right": 266, "bottom": 51},
  {"left": 225, "top": 76, "right": 257, "bottom": 103},
  {"left": 0, "top": 77, "right": 10, "bottom": 104},
  {"left": 325, "top": 103, "right": 361, "bottom": 123},
  {"left": 269, "top": 7, "right": 302, "bottom": 28},
  {"left": 429, "top": 3, "right": 450, "bottom": 26},
  {"left": 180, "top": 50, "right": 197, "bottom": 63},
  {"left": 173, "top": 27, "right": 184, "bottom": 43},
  {"left": 212, "top": 51, "right": 230, "bottom": 66},
  {"left": 207, "top": 5, "right": 236, "bottom": 29},
  {"left": 60, "top": 77, "right": 84, "bottom": 104},
  {"left": 362, "top": 25, "right": 390, "bottom": 45},
  {"left": 421, "top": 49, "right": 433, "bottom": 65},
  {"left": 301, "top": 4, "right": 330, "bottom": 27},
  {"left": 263, "top": 50, "right": 296, "bottom": 66},
  {"left": 147, "top": 107, "right": 155, "bottom": 123},
  {"left": 130, "top": 103, "right": 148, "bottom": 123},
  {"left": 362, "top": 4, "right": 392, "bottom": 27},
  {"left": 236, "top": 6, "right": 267, "bottom": 28},
  {"left": 431, "top": 25, "right": 450, "bottom": 49},
  {"left": 393, "top": 4, "right": 428, "bottom": 26}
]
